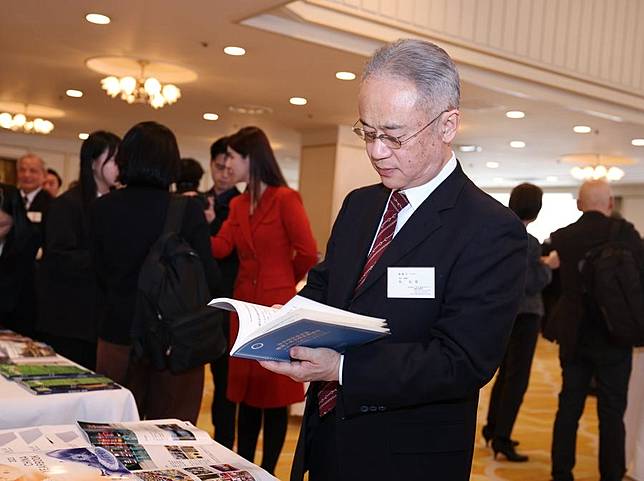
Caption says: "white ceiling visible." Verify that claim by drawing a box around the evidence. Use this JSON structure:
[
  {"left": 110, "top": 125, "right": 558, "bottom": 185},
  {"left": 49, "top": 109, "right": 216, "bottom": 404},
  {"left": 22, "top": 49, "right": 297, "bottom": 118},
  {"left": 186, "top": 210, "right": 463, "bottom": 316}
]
[{"left": 2, "top": 0, "right": 644, "bottom": 188}]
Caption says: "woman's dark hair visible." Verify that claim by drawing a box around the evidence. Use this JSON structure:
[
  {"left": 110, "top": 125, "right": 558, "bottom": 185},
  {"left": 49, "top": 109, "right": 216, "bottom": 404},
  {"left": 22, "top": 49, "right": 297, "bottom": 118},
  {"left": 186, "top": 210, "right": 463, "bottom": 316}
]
[
  {"left": 176, "top": 158, "right": 204, "bottom": 194},
  {"left": 46, "top": 168, "right": 62, "bottom": 188},
  {"left": 116, "top": 121, "right": 180, "bottom": 189},
  {"left": 79, "top": 131, "right": 121, "bottom": 209},
  {"left": 227, "top": 126, "right": 287, "bottom": 205},
  {"left": 509, "top": 183, "right": 543, "bottom": 221},
  {"left": 0, "top": 183, "right": 34, "bottom": 256}
]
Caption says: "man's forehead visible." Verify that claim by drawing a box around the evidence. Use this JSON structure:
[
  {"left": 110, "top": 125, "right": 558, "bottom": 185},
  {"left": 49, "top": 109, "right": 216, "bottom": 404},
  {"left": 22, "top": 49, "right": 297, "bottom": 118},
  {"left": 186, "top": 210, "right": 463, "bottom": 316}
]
[{"left": 19, "top": 156, "right": 44, "bottom": 169}]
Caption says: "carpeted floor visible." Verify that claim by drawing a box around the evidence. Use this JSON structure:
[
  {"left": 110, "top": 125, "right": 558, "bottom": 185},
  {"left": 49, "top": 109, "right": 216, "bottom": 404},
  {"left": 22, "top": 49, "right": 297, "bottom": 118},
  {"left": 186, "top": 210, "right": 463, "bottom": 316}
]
[{"left": 197, "top": 338, "right": 605, "bottom": 480}]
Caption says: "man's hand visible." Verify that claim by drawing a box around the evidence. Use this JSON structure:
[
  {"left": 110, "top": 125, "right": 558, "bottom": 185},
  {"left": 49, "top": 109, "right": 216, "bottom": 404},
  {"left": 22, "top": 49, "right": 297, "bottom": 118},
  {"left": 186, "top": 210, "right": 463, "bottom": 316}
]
[{"left": 259, "top": 347, "right": 340, "bottom": 383}]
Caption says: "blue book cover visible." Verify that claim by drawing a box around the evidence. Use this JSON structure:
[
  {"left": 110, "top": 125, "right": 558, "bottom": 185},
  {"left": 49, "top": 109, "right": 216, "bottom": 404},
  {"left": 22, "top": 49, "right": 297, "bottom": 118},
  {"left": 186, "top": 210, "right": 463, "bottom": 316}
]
[{"left": 232, "top": 319, "right": 388, "bottom": 361}]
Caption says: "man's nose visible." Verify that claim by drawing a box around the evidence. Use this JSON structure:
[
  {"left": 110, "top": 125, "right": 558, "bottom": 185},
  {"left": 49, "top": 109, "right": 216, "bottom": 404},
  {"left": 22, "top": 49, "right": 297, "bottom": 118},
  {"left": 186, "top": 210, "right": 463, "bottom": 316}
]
[{"left": 368, "top": 137, "right": 393, "bottom": 161}]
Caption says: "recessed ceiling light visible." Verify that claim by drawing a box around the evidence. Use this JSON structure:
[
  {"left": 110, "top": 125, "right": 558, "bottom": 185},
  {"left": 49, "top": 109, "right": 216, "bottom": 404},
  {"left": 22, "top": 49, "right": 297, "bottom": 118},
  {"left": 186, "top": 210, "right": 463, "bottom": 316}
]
[
  {"left": 486, "top": 161, "right": 500, "bottom": 169},
  {"left": 78, "top": 133, "right": 89, "bottom": 140},
  {"left": 224, "top": 46, "right": 246, "bottom": 56},
  {"left": 66, "top": 89, "right": 83, "bottom": 98},
  {"left": 335, "top": 71, "right": 356, "bottom": 81},
  {"left": 546, "top": 175, "right": 558, "bottom": 182},
  {"left": 632, "top": 138, "right": 644, "bottom": 146},
  {"left": 573, "top": 125, "right": 592, "bottom": 134},
  {"left": 85, "top": 13, "right": 111, "bottom": 25},
  {"left": 506, "top": 110, "right": 525, "bottom": 119},
  {"left": 510, "top": 140, "right": 526, "bottom": 148},
  {"left": 289, "top": 97, "right": 307, "bottom": 106},
  {"left": 458, "top": 145, "right": 482, "bottom": 153},
  {"left": 203, "top": 113, "right": 219, "bottom": 121}
]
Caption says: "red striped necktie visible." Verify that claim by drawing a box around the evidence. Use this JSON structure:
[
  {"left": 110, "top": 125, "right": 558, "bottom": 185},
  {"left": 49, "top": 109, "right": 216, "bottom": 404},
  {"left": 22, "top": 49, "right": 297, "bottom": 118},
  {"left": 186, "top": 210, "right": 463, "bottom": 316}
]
[{"left": 317, "top": 190, "right": 409, "bottom": 417}]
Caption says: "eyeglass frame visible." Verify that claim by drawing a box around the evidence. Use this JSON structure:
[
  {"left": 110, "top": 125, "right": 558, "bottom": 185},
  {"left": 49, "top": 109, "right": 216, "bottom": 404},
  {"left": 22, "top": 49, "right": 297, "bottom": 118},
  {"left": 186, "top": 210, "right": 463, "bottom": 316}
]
[{"left": 352, "top": 109, "right": 449, "bottom": 150}]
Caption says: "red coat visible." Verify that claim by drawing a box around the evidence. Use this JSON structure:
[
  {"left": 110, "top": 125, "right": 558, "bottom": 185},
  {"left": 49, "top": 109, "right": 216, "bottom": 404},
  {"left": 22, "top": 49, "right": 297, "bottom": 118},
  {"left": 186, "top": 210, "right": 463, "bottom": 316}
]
[{"left": 211, "top": 186, "right": 318, "bottom": 408}]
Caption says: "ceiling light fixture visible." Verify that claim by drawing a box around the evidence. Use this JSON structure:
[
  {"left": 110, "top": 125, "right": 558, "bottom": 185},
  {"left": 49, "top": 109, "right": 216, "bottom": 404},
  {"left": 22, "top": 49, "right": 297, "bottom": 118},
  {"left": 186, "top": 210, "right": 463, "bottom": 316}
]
[
  {"left": 486, "top": 161, "right": 500, "bottom": 169},
  {"left": 632, "top": 138, "right": 644, "bottom": 146},
  {"left": 66, "top": 89, "right": 84, "bottom": 98},
  {"left": 224, "top": 46, "right": 246, "bottom": 56},
  {"left": 289, "top": 97, "right": 307, "bottom": 106},
  {"left": 228, "top": 104, "right": 273, "bottom": 116},
  {"left": 571, "top": 165, "right": 624, "bottom": 182},
  {"left": 457, "top": 145, "right": 482, "bottom": 153},
  {"left": 510, "top": 140, "right": 526, "bottom": 148},
  {"left": 335, "top": 71, "right": 356, "bottom": 81},
  {"left": 78, "top": 133, "right": 89, "bottom": 140},
  {"left": 505, "top": 110, "right": 525, "bottom": 119},
  {"left": 573, "top": 125, "right": 592, "bottom": 134},
  {"left": 203, "top": 113, "right": 219, "bottom": 121},
  {"left": 100, "top": 60, "right": 180, "bottom": 109},
  {"left": 85, "top": 13, "right": 111, "bottom": 25},
  {"left": 0, "top": 112, "right": 54, "bottom": 134}
]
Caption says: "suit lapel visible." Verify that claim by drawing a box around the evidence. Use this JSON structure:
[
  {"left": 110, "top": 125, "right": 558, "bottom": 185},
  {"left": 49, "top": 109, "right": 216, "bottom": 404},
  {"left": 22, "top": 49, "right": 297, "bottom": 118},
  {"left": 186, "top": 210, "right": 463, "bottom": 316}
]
[
  {"left": 353, "top": 162, "right": 468, "bottom": 300},
  {"left": 250, "top": 186, "right": 278, "bottom": 229}
]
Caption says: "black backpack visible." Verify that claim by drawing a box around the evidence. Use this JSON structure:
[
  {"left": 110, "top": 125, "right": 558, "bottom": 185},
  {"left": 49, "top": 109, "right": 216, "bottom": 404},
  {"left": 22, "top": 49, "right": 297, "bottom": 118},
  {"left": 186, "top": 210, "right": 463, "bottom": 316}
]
[
  {"left": 579, "top": 220, "right": 644, "bottom": 347},
  {"left": 131, "top": 196, "right": 226, "bottom": 373}
]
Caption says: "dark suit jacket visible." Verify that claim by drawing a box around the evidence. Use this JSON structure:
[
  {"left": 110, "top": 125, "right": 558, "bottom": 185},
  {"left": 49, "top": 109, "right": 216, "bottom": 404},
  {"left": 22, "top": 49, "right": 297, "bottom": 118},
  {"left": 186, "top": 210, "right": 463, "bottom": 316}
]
[
  {"left": 90, "top": 185, "right": 222, "bottom": 345},
  {"left": 37, "top": 186, "right": 103, "bottom": 342},
  {"left": 25, "top": 188, "right": 53, "bottom": 246},
  {"left": 293, "top": 163, "right": 527, "bottom": 481},
  {"left": 548, "top": 211, "right": 643, "bottom": 360},
  {"left": 208, "top": 186, "right": 241, "bottom": 298}
]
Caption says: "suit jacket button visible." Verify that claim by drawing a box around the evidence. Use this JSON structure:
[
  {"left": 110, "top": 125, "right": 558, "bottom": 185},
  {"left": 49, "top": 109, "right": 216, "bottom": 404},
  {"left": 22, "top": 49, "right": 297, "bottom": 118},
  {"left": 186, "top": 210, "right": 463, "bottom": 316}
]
[
  {"left": 378, "top": 406, "right": 386, "bottom": 412},
  {"left": 369, "top": 406, "right": 378, "bottom": 412},
  {"left": 360, "top": 405, "right": 369, "bottom": 413}
]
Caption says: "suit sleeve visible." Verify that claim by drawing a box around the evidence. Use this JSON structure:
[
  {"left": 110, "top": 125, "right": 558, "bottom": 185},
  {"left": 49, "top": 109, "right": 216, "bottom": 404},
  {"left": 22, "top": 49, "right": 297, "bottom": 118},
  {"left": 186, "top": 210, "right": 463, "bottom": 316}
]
[
  {"left": 341, "top": 212, "right": 527, "bottom": 414},
  {"left": 524, "top": 235, "right": 551, "bottom": 296},
  {"left": 279, "top": 190, "right": 318, "bottom": 282}
]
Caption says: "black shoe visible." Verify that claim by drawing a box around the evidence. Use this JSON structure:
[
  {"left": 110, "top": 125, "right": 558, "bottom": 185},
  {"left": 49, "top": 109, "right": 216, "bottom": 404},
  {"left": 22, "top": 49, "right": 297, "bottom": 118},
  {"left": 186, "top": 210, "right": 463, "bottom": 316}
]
[
  {"left": 482, "top": 425, "right": 519, "bottom": 447},
  {"left": 492, "top": 437, "right": 529, "bottom": 462}
]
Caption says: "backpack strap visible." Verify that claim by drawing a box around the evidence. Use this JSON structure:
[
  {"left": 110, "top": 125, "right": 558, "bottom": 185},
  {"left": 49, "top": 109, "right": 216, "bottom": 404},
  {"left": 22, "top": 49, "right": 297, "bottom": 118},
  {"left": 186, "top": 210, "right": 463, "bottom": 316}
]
[{"left": 163, "top": 195, "right": 188, "bottom": 235}]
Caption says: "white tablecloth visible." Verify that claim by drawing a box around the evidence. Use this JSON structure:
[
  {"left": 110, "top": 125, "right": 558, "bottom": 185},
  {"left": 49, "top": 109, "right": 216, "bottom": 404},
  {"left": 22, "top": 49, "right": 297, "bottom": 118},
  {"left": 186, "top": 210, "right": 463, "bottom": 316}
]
[
  {"left": 626, "top": 347, "right": 644, "bottom": 481},
  {"left": 0, "top": 373, "right": 140, "bottom": 429}
]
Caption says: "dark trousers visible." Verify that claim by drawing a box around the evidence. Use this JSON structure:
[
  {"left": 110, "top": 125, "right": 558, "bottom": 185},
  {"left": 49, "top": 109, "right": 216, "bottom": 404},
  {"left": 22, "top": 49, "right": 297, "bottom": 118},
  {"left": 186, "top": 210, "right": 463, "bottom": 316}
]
[
  {"left": 210, "top": 353, "right": 237, "bottom": 449},
  {"left": 551, "top": 344, "right": 632, "bottom": 481},
  {"left": 486, "top": 313, "right": 541, "bottom": 439},
  {"left": 307, "top": 410, "right": 340, "bottom": 481},
  {"left": 38, "top": 332, "right": 97, "bottom": 371},
  {"left": 237, "top": 403, "right": 287, "bottom": 475},
  {"left": 96, "top": 339, "right": 204, "bottom": 424}
]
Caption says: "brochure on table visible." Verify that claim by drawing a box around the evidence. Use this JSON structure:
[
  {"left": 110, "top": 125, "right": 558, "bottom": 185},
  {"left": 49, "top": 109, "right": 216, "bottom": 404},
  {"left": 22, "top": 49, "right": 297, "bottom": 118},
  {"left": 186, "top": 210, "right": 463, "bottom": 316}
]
[{"left": 0, "top": 419, "right": 278, "bottom": 481}]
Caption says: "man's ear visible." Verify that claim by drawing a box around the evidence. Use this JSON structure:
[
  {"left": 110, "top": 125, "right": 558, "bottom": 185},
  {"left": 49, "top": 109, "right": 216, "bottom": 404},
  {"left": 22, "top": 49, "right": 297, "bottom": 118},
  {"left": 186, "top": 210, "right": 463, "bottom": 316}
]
[{"left": 441, "top": 109, "right": 460, "bottom": 144}]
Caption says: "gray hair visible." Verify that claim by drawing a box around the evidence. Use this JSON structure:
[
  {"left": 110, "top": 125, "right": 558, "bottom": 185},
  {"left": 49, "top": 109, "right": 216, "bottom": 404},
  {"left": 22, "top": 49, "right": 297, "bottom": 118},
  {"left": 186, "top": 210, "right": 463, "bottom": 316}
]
[
  {"left": 17, "top": 153, "right": 46, "bottom": 171},
  {"left": 363, "top": 39, "right": 460, "bottom": 112}
]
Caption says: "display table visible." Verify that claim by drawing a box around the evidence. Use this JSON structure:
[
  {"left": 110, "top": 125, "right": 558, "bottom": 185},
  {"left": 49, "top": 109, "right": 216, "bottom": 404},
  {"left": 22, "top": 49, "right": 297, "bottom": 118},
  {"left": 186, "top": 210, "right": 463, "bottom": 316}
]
[
  {"left": 0, "top": 372, "right": 140, "bottom": 429},
  {"left": 626, "top": 347, "right": 644, "bottom": 481}
]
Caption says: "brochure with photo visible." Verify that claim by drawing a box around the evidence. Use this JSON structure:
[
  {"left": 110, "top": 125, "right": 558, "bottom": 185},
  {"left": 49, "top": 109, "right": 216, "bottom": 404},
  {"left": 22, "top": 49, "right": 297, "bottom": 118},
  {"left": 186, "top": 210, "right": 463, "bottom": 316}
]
[
  {"left": 0, "top": 339, "right": 58, "bottom": 364},
  {"left": 17, "top": 375, "right": 120, "bottom": 395},
  {"left": 0, "top": 363, "right": 92, "bottom": 380}
]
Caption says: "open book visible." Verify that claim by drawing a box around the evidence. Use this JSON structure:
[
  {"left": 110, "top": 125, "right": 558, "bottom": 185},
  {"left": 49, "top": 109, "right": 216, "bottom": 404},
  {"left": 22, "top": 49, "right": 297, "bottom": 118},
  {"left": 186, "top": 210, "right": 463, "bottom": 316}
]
[{"left": 208, "top": 295, "right": 389, "bottom": 361}]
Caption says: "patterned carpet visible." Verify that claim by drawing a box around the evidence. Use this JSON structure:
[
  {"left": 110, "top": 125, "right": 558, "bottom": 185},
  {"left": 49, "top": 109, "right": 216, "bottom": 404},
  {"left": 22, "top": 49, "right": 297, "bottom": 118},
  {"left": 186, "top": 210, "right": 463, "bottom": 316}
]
[{"left": 197, "top": 339, "right": 605, "bottom": 480}]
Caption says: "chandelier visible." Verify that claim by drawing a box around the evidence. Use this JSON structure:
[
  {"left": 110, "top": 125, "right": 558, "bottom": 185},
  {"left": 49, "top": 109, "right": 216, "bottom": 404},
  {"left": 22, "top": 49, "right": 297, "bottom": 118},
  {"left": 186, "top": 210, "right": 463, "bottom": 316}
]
[
  {"left": 0, "top": 112, "right": 54, "bottom": 134},
  {"left": 570, "top": 165, "right": 624, "bottom": 182},
  {"left": 100, "top": 60, "right": 181, "bottom": 109}
]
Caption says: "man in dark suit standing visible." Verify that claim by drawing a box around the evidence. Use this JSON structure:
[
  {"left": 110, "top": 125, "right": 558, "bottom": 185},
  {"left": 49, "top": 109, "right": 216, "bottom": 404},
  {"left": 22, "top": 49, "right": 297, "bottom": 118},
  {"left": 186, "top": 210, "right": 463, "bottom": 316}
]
[
  {"left": 208, "top": 136, "right": 241, "bottom": 449},
  {"left": 260, "top": 39, "right": 527, "bottom": 481},
  {"left": 549, "top": 180, "right": 643, "bottom": 481},
  {"left": 17, "top": 153, "right": 53, "bottom": 245}
]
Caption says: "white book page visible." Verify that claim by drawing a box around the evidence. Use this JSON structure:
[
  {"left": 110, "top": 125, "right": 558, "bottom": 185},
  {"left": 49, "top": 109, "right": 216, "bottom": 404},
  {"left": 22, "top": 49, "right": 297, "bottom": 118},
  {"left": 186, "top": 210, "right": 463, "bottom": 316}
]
[
  {"left": 208, "top": 298, "right": 279, "bottom": 352},
  {"left": 281, "top": 295, "right": 386, "bottom": 324}
]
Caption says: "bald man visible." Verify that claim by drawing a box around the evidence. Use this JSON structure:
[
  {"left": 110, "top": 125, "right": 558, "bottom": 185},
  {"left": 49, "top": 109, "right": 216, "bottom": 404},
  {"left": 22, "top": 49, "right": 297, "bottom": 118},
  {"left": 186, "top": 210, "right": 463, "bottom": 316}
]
[
  {"left": 548, "top": 180, "right": 643, "bottom": 481},
  {"left": 17, "top": 153, "right": 52, "bottom": 243}
]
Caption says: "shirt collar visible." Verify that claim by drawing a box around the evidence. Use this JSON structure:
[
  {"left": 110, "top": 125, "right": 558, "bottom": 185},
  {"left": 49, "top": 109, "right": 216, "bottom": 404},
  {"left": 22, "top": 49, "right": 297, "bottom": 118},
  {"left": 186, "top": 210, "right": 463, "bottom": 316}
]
[
  {"left": 400, "top": 152, "right": 457, "bottom": 209},
  {"left": 20, "top": 187, "right": 42, "bottom": 205}
]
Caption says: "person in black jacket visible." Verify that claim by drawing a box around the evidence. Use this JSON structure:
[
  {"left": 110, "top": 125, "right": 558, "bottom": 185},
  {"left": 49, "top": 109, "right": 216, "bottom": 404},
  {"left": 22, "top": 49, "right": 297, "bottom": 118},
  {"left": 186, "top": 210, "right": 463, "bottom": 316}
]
[
  {"left": 482, "top": 183, "right": 558, "bottom": 461},
  {"left": 0, "top": 183, "right": 38, "bottom": 333},
  {"left": 207, "top": 136, "right": 241, "bottom": 448},
  {"left": 91, "top": 121, "right": 221, "bottom": 424},
  {"left": 17, "top": 153, "right": 53, "bottom": 243},
  {"left": 37, "top": 131, "right": 121, "bottom": 370},
  {"left": 549, "top": 180, "right": 644, "bottom": 481}
]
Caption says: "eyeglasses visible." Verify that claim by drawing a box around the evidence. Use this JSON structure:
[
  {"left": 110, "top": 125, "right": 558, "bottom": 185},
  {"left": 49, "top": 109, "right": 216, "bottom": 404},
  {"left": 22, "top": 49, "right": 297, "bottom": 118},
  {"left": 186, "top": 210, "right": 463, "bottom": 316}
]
[{"left": 352, "top": 109, "right": 448, "bottom": 150}]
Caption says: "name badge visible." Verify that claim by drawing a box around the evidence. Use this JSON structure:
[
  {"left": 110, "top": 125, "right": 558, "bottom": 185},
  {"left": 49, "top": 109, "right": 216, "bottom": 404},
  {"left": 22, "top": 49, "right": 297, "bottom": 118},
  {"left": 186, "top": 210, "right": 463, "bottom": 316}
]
[
  {"left": 387, "top": 267, "right": 435, "bottom": 299},
  {"left": 27, "top": 211, "right": 42, "bottom": 223}
]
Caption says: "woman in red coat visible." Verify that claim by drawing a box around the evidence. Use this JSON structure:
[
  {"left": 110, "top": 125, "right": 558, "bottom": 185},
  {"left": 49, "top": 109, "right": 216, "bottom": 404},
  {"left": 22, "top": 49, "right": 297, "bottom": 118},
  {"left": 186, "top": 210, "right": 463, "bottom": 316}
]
[{"left": 211, "top": 126, "right": 317, "bottom": 474}]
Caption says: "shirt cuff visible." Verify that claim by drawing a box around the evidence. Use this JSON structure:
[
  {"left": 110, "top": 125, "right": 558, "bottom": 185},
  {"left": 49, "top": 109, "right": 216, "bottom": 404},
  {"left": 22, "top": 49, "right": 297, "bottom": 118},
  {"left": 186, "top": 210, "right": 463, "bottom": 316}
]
[{"left": 338, "top": 354, "right": 345, "bottom": 385}]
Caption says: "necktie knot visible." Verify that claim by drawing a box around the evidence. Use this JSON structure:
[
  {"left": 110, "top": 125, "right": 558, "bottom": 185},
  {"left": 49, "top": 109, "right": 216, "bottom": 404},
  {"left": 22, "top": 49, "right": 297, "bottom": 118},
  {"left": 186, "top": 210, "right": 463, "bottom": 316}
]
[{"left": 390, "top": 190, "right": 408, "bottom": 213}]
